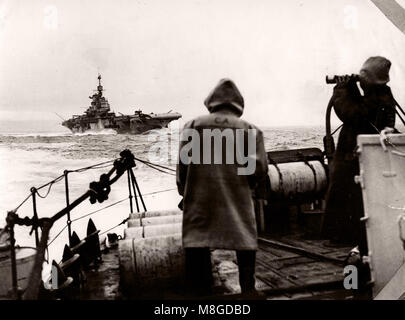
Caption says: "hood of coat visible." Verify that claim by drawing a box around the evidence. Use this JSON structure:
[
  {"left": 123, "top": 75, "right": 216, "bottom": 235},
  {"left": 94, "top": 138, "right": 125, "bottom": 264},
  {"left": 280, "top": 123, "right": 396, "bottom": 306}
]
[
  {"left": 359, "top": 56, "right": 391, "bottom": 85},
  {"left": 204, "top": 78, "right": 244, "bottom": 117}
]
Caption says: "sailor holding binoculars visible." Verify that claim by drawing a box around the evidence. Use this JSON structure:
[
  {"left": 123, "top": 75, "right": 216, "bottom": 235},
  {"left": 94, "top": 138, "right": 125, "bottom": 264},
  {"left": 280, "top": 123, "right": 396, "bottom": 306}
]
[{"left": 322, "top": 56, "right": 398, "bottom": 256}]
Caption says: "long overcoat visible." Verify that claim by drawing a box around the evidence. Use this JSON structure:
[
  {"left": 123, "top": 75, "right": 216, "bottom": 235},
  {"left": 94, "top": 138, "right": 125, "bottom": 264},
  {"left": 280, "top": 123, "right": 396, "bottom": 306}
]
[
  {"left": 176, "top": 80, "right": 268, "bottom": 250},
  {"left": 323, "top": 80, "right": 396, "bottom": 244}
]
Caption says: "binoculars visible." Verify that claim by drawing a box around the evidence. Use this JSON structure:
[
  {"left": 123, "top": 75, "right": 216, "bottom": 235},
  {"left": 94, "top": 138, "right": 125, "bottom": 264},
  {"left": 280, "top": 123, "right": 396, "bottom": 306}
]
[{"left": 325, "top": 74, "right": 360, "bottom": 84}]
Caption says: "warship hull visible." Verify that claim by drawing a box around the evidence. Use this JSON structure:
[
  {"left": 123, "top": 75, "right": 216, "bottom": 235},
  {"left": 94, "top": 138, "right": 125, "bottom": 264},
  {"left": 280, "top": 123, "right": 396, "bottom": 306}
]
[{"left": 63, "top": 113, "right": 181, "bottom": 135}]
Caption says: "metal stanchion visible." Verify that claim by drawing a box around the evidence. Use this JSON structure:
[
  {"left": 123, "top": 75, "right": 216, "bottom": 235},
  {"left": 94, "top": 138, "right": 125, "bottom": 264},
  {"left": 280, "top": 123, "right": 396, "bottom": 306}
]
[
  {"left": 64, "top": 170, "right": 72, "bottom": 243},
  {"left": 30, "top": 188, "right": 40, "bottom": 247},
  {"left": 6, "top": 214, "right": 20, "bottom": 300}
]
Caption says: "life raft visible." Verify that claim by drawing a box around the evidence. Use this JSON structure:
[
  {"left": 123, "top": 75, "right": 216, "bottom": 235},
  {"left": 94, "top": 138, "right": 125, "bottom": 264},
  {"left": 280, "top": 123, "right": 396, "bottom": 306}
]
[{"left": 0, "top": 244, "right": 36, "bottom": 298}]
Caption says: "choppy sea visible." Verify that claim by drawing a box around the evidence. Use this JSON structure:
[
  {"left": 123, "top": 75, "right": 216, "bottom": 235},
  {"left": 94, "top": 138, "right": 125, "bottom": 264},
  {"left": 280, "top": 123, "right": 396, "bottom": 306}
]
[{"left": 0, "top": 120, "right": 324, "bottom": 277}]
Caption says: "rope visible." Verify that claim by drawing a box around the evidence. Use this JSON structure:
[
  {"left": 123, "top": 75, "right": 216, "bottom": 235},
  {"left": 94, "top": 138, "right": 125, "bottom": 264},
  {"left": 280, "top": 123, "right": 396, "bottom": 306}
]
[
  {"left": 394, "top": 99, "right": 405, "bottom": 127},
  {"left": 331, "top": 124, "right": 343, "bottom": 136},
  {"left": 13, "top": 193, "right": 32, "bottom": 212},
  {"left": 140, "top": 161, "right": 176, "bottom": 175},
  {"left": 135, "top": 158, "right": 176, "bottom": 172},
  {"left": 11, "top": 160, "right": 118, "bottom": 213},
  {"left": 35, "top": 179, "right": 62, "bottom": 199},
  {"left": 11, "top": 156, "right": 171, "bottom": 214},
  {"left": 100, "top": 218, "right": 129, "bottom": 236},
  {"left": 71, "top": 198, "right": 128, "bottom": 223},
  {"left": 68, "top": 159, "right": 116, "bottom": 173},
  {"left": 35, "top": 160, "right": 116, "bottom": 193},
  {"left": 133, "top": 156, "right": 176, "bottom": 175},
  {"left": 47, "top": 224, "right": 69, "bottom": 247},
  {"left": 46, "top": 197, "right": 128, "bottom": 247},
  {"left": 10, "top": 152, "right": 177, "bottom": 251},
  {"left": 140, "top": 188, "right": 178, "bottom": 197},
  {"left": 36, "top": 174, "right": 64, "bottom": 192},
  {"left": 45, "top": 186, "right": 177, "bottom": 247}
]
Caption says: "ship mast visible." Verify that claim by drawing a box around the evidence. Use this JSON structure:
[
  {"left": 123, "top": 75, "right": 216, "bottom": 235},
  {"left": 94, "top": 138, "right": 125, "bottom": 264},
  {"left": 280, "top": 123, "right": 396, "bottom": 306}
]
[{"left": 97, "top": 74, "right": 103, "bottom": 96}]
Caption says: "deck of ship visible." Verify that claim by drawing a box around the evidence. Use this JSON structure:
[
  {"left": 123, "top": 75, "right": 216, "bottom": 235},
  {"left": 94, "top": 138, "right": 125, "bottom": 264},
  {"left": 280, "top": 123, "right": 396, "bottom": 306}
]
[{"left": 79, "top": 232, "right": 354, "bottom": 300}]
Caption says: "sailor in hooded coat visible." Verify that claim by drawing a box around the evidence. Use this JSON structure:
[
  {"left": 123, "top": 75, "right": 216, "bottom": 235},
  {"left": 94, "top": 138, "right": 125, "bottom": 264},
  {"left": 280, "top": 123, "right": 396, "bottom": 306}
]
[{"left": 176, "top": 79, "right": 268, "bottom": 295}]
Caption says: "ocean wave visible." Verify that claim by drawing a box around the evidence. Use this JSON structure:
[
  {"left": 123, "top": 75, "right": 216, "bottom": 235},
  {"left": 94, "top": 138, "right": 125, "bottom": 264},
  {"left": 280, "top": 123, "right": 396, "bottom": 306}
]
[
  {"left": 0, "top": 126, "right": 325, "bottom": 163},
  {"left": 0, "top": 132, "right": 72, "bottom": 138},
  {"left": 0, "top": 125, "right": 324, "bottom": 271},
  {"left": 72, "top": 129, "right": 118, "bottom": 136},
  {"left": 0, "top": 129, "right": 119, "bottom": 138}
]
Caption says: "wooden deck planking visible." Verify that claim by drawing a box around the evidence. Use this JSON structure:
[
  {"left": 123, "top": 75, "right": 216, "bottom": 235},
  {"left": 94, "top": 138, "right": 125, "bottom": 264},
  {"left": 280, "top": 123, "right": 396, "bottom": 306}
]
[{"left": 80, "top": 233, "right": 350, "bottom": 299}]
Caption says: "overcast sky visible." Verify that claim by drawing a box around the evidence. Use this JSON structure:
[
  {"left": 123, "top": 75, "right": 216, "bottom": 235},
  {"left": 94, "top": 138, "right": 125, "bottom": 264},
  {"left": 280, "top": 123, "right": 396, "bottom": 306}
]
[{"left": 0, "top": 0, "right": 405, "bottom": 127}]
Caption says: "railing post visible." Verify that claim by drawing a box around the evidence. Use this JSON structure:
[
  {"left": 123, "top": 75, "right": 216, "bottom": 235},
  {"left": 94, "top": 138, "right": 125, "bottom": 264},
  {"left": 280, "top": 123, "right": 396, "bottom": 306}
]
[
  {"left": 64, "top": 170, "right": 72, "bottom": 243},
  {"left": 127, "top": 169, "right": 133, "bottom": 214},
  {"left": 30, "top": 187, "right": 40, "bottom": 247},
  {"left": 6, "top": 218, "right": 20, "bottom": 300}
]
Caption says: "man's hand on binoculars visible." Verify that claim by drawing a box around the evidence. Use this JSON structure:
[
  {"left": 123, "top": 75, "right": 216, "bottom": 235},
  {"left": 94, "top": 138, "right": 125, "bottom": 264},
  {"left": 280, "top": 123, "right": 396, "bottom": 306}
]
[
  {"left": 335, "top": 75, "right": 352, "bottom": 84},
  {"left": 332, "top": 74, "right": 361, "bottom": 101}
]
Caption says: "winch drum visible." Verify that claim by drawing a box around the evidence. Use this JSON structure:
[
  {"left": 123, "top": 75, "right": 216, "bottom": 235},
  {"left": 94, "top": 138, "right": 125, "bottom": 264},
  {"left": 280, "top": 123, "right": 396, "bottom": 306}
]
[{"left": 267, "top": 160, "right": 327, "bottom": 200}]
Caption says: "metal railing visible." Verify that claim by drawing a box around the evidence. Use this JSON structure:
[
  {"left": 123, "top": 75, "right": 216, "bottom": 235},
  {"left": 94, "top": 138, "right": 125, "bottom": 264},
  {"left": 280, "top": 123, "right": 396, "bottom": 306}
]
[{"left": 3, "top": 149, "right": 149, "bottom": 300}]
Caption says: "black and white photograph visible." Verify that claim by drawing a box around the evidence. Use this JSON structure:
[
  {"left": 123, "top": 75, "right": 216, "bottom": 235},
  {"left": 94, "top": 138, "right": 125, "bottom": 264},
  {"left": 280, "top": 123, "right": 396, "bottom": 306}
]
[{"left": 1, "top": 0, "right": 405, "bottom": 307}]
